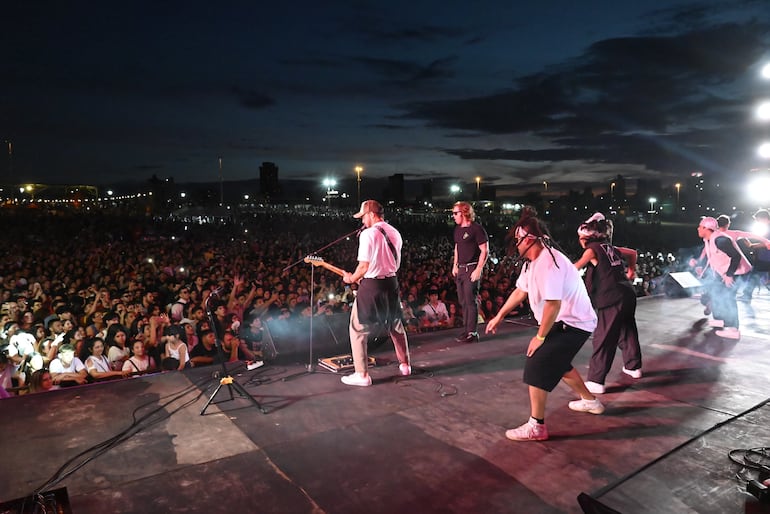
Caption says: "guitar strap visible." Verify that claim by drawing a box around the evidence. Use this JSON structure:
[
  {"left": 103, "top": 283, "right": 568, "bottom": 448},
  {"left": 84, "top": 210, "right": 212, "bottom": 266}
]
[{"left": 376, "top": 225, "right": 399, "bottom": 268}]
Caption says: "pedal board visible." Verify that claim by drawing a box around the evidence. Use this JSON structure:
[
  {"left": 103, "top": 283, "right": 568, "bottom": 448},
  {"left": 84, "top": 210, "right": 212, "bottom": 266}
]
[{"left": 318, "top": 354, "right": 375, "bottom": 373}]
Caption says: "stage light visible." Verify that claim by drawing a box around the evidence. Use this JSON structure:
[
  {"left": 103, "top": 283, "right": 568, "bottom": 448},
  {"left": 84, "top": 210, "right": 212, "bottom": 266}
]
[
  {"left": 758, "top": 101, "right": 770, "bottom": 121},
  {"left": 747, "top": 175, "right": 770, "bottom": 204},
  {"left": 752, "top": 220, "right": 769, "bottom": 237},
  {"left": 759, "top": 143, "right": 770, "bottom": 159}
]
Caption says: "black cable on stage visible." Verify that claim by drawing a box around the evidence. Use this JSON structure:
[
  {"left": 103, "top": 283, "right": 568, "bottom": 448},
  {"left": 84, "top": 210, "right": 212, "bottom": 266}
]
[
  {"left": 729, "top": 446, "right": 770, "bottom": 481},
  {"left": 394, "top": 366, "right": 459, "bottom": 397},
  {"left": 25, "top": 372, "right": 217, "bottom": 509},
  {"left": 587, "top": 396, "right": 770, "bottom": 501}
]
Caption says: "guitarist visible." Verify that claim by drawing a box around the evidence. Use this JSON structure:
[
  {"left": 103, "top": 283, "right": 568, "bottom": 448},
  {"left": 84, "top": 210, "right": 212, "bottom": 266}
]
[{"left": 339, "top": 200, "right": 412, "bottom": 386}]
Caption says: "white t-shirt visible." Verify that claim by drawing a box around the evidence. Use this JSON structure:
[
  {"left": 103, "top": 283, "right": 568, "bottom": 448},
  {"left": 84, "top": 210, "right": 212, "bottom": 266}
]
[
  {"left": 516, "top": 247, "right": 597, "bottom": 333},
  {"left": 423, "top": 300, "right": 449, "bottom": 323},
  {"left": 108, "top": 346, "right": 130, "bottom": 364},
  {"left": 358, "top": 221, "right": 402, "bottom": 278},
  {"left": 49, "top": 357, "right": 86, "bottom": 374}
]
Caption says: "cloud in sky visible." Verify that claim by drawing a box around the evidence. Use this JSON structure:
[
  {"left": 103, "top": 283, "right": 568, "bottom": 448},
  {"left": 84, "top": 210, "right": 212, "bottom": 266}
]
[
  {"left": 1, "top": 1, "right": 768, "bottom": 190},
  {"left": 400, "top": 20, "right": 770, "bottom": 184}
]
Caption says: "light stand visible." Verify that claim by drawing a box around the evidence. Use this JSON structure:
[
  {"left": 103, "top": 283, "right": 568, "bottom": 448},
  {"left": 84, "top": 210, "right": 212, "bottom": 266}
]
[
  {"left": 280, "top": 227, "right": 360, "bottom": 381},
  {"left": 200, "top": 290, "right": 265, "bottom": 415}
]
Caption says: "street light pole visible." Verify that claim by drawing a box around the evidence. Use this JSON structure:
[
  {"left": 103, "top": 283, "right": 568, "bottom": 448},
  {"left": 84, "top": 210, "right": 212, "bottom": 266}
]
[
  {"left": 218, "top": 156, "right": 223, "bottom": 206},
  {"left": 675, "top": 183, "right": 681, "bottom": 209},
  {"left": 4, "top": 140, "right": 12, "bottom": 181},
  {"left": 355, "top": 165, "right": 363, "bottom": 205}
]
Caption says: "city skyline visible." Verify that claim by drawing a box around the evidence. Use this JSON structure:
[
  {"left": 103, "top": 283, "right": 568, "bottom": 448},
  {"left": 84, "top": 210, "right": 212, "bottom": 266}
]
[
  {"left": 8, "top": 168, "right": 758, "bottom": 215},
  {"left": 2, "top": 1, "right": 769, "bottom": 190}
]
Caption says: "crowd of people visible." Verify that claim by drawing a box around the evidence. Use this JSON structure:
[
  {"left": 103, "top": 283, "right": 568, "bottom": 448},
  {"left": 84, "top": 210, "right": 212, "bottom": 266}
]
[{"left": 0, "top": 203, "right": 700, "bottom": 397}]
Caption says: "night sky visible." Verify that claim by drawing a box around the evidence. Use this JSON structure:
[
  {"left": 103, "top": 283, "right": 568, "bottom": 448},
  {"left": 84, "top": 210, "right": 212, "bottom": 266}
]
[{"left": 2, "top": 0, "right": 769, "bottom": 191}]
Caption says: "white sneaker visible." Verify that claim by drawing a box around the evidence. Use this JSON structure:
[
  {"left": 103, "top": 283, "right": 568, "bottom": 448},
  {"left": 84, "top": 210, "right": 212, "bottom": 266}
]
[
  {"left": 399, "top": 363, "right": 412, "bottom": 376},
  {"left": 585, "top": 381, "right": 605, "bottom": 394},
  {"left": 622, "top": 367, "right": 642, "bottom": 379},
  {"left": 708, "top": 319, "right": 724, "bottom": 328},
  {"left": 568, "top": 397, "right": 605, "bottom": 414},
  {"left": 715, "top": 327, "right": 740, "bottom": 340},
  {"left": 246, "top": 361, "right": 264, "bottom": 371},
  {"left": 505, "top": 417, "right": 549, "bottom": 441},
  {"left": 341, "top": 373, "right": 372, "bottom": 387}
]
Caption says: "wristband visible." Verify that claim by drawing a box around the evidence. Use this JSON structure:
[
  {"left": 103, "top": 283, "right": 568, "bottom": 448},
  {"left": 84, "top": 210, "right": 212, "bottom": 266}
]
[{"left": 535, "top": 334, "right": 546, "bottom": 341}]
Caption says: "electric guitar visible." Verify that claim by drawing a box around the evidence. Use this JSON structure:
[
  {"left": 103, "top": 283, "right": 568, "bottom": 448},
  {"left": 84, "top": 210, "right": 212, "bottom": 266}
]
[{"left": 304, "top": 255, "right": 346, "bottom": 278}]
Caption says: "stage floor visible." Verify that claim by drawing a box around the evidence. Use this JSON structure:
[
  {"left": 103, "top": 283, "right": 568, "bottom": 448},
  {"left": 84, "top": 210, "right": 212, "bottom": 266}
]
[{"left": 2, "top": 292, "right": 770, "bottom": 513}]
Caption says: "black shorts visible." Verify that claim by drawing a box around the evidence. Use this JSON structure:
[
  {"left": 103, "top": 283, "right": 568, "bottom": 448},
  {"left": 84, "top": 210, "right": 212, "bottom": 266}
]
[{"left": 523, "top": 322, "right": 591, "bottom": 392}]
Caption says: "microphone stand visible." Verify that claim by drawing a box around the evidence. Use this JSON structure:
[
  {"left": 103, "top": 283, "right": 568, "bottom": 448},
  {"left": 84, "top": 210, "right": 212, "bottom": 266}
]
[
  {"left": 281, "top": 227, "right": 360, "bottom": 381},
  {"left": 200, "top": 289, "right": 266, "bottom": 415}
]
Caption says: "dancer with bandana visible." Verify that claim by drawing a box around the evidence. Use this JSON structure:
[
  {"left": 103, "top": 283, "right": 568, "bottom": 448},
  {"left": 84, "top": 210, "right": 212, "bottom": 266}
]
[
  {"left": 574, "top": 213, "right": 642, "bottom": 394},
  {"left": 486, "top": 207, "right": 602, "bottom": 442}
]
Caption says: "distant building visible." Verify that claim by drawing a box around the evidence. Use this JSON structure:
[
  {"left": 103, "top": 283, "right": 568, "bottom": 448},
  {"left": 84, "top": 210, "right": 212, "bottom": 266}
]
[
  {"left": 478, "top": 183, "right": 496, "bottom": 203},
  {"left": 387, "top": 174, "right": 405, "bottom": 204},
  {"left": 259, "top": 162, "right": 280, "bottom": 200},
  {"left": 420, "top": 179, "right": 433, "bottom": 203},
  {"left": 610, "top": 174, "right": 626, "bottom": 203}
]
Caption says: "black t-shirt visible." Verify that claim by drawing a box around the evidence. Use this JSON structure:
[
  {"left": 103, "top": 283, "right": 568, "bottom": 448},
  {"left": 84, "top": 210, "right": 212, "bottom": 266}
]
[
  {"left": 454, "top": 222, "right": 488, "bottom": 264},
  {"left": 190, "top": 343, "right": 222, "bottom": 363},
  {"left": 584, "top": 241, "right": 633, "bottom": 309}
]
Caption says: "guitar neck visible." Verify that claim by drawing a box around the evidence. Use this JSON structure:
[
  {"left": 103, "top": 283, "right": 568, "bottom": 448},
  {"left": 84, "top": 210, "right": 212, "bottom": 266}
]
[{"left": 317, "top": 261, "right": 346, "bottom": 277}]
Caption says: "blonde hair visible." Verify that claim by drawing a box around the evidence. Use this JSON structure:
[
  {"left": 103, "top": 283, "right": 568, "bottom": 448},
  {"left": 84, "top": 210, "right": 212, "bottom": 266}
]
[{"left": 453, "top": 201, "right": 475, "bottom": 222}]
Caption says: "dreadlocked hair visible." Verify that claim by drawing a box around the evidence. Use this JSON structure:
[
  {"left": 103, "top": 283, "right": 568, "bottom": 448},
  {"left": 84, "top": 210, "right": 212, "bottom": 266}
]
[
  {"left": 506, "top": 206, "right": 567, "bottom": 268},
  {"left": 506, "top": 206, "right": 551, "bottom": 246}
]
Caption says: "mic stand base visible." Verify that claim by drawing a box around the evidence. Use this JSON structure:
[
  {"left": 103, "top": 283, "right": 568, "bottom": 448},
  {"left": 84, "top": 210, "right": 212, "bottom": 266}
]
[
  {"left": 200, "top": 373, "right": 266, "bottom": 415},
  {"left": 281, "top": 362, "right": 339, "bottom": 382}
]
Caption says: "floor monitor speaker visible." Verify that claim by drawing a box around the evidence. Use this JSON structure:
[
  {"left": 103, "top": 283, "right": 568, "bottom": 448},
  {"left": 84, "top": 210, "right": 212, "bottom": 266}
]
[{"left": 664, "top": 271, "right": 701, "bottom": 298}]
